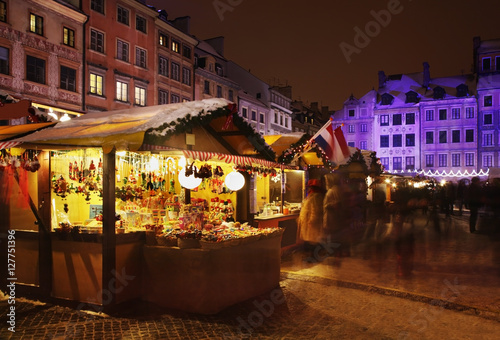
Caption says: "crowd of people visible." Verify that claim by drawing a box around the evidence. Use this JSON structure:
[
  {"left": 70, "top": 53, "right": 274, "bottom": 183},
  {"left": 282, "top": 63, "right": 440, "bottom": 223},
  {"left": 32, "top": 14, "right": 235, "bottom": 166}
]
[{"left": 297, "top": 173, "right": 500, "bottom": 275}]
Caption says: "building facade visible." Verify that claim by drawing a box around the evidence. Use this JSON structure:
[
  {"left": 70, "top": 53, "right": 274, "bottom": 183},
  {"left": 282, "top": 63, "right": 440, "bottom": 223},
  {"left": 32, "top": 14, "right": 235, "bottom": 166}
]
[
  {"left": 0, "top": 0, "right": 87, "bottom": 124},
  {"left": 82, "top": 0, "right": 196, "bottom": 112}
]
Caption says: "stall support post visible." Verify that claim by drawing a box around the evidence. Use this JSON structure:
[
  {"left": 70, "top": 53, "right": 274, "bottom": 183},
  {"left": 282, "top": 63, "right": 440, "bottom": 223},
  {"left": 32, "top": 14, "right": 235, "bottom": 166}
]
[
  {"left": 38, "top": 151, "right": 52, "bottom": 297},
  {"left": 102, "top": 148, "right": 116, "bottom": 309}
]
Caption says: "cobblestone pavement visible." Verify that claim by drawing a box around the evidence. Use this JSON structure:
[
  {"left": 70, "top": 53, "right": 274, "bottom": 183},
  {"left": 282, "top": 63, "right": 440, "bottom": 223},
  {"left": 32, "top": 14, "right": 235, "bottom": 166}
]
[{"left": 1, "top": 212, "right": 499, "bottom": 339}]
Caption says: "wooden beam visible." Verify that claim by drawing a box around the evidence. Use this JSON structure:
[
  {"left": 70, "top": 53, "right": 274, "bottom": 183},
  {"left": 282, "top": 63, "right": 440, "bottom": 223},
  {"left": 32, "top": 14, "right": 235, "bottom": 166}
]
[
  {"left": 204, "top": 124, "right": 240, "bottom": 155},
  {"left": 102, "top": 148, "right": 116, "bottom": 309}
]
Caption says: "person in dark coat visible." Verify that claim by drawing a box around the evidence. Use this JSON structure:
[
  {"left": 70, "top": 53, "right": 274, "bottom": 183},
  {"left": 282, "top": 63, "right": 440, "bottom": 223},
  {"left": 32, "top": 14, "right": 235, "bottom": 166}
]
[{"left": 467, "top": 176, "right": 482, "bottom": 233}]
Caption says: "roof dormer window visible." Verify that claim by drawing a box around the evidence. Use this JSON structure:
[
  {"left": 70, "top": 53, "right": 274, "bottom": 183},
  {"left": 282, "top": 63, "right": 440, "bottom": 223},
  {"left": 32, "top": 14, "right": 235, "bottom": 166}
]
[
  {"left": 381, "top": 93, "right": 394, "bottom": 105},
  {"left": 405, "top": 91, "right": 418, "bottom": 103},
  {"left": 433, "top": 86, "right": 446, "bottom": 100}
]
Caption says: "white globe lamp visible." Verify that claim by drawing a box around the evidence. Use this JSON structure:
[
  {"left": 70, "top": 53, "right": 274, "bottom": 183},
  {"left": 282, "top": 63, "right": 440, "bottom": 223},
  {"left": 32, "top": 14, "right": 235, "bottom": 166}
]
[
  {"left": 225, "top": 171, "right": 245, "bottom": 191},
  {"left": 178, "top": 167, "right": 201, "bottom": 189}
]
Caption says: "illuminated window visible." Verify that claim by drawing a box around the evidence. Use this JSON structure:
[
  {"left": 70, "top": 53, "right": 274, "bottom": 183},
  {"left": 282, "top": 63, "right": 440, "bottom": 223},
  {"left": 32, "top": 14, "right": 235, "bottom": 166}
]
[
  {"left": 348, "top": 125, "right": 355, "bottom": 133},
  {"left": 26, "top": 55, "right": 45, "bottom": 84},
  {"left": 60, "top": 65, "right": 76, "bottom": 92},
  {"left": 63, "top": 27, "right": 75, "bottom": 47},
  {"left": 116, "top": 81, "right": 128, "bottom": 102},
  {"left": 171, "top": 40, "right": 180, "bottom": 53},
  {"left": 360, "top": 123, "right": 367, "bottom": 132},
  {"left": 134, "top": 86, "right": 146, "bottom": 106},
  {"left": 360, "top": 141, "right": 367, "bottom": 149},
  {"left": 380, "top": 157, "right": 389, "bottom": 169},
  {"left": 452, "top": 154, "right": 460, "bottom": 167},
  {"left": 90, "top": 73, "right": 103, "bottom": 96},
  {"left": 30, "top": 13, "right": 43, "bottom": 36},
  {"left": 159, "top": 33, "right": 168, "bottom": 47},
  {"left": 451, "top": 108, "right": 460, "bottom": 119}
]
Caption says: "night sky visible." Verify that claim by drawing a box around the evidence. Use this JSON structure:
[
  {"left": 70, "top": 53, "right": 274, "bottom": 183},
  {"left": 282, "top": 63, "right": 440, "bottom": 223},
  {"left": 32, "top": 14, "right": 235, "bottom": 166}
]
[{"left": 150, "top": 0, "right": 500, "bottom": 110}]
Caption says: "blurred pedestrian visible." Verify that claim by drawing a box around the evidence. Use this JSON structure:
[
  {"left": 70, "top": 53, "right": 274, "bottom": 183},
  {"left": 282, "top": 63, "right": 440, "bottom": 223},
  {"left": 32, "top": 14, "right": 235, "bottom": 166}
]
[
  {"left": 298, "top": 178, "right": 325, "bottom": 251},
  {"left": 467, "top": 176, "right": 482, "bottom": 233}
]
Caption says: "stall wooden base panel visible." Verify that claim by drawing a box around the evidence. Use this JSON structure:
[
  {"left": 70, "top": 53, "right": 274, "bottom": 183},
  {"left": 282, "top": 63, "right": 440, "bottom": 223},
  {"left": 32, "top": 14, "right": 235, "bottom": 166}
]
[
  {"left": 142, "top": 234, "right": 282, "bottom": 315},
  {"left": 51, "top": 233, "right": 143, "bottom": 305}
]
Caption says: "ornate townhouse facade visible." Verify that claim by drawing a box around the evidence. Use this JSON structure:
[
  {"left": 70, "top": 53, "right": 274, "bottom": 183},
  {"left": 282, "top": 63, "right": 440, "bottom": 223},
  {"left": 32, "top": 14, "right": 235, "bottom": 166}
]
[
  {"left": 0, "top": 0, "right": 87, "bottom": 124},
  {"left": 82, "top": 0, "right": 196, "bottom": 112},
  {"left": 474, "top": 37, "right": 500, "bottom": 171},
  {"left": 226, "top": 60, "right": 270, "bottom": 135},
  {"left": 193, "top": 37, "right": 239, "bottom": 105}
]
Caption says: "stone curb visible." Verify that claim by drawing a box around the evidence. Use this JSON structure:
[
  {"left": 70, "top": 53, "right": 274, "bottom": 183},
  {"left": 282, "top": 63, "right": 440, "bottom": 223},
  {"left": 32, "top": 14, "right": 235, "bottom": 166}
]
[{"left": 280, "top": 271, "right": 500, "bottom": 323}]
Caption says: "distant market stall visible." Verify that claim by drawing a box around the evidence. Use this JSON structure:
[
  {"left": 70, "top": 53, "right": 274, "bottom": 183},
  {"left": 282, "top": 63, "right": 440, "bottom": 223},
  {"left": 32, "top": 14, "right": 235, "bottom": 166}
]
[{"left": 1, "top": 98, "right": 295, "bottom": 314}]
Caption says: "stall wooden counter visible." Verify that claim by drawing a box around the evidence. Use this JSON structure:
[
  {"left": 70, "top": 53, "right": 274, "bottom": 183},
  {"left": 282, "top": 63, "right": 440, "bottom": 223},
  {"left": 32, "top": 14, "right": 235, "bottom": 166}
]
[
  {"left": 254, "top": 212, "right": 299, "bottom": 250},
  {"left": 142, "top": 232, "right": 282, "bottom": 315}
]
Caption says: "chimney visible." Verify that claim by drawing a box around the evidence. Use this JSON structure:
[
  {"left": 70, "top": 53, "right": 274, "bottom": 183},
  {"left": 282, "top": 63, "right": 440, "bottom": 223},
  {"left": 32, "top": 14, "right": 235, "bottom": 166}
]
[
  {"left": 473, "top": 36, "right": 481, "bottom": 73},
  {"left": 423, "top": 62, "right": 430, "bottom": 88},
  {"left": 171, "top": 16, "right": 191, "bottom": 35},
  {"left": 205, "top": 37, "right": 225, "bottom": 57},
  {"left": 310, "top": 102, "right": 319, "bottom": 112},
  {"left": 378, "top": 71, "right": 386, "bottom": 89}
]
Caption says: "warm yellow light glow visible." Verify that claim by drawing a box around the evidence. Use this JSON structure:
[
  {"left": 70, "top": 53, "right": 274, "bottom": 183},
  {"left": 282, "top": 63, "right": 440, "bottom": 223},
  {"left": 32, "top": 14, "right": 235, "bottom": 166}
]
[
  {"left": 178, "top": 167, "right": 201, "bottom": 189},
  {"left": 225, "top": 171, "right": 245, "bottom": 191},
  {"left": 148, "top": 156, "right": 159, "bottom": 172}
]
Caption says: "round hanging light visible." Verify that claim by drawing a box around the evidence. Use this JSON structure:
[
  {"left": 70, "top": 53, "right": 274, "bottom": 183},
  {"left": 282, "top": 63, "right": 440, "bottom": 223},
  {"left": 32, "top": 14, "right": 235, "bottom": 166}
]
[
  {"left": 178, "top": 167, "right": 201, "bottom": 189},
  {"left": 225, "top": 171, "right": 245, "bottom": 191}
]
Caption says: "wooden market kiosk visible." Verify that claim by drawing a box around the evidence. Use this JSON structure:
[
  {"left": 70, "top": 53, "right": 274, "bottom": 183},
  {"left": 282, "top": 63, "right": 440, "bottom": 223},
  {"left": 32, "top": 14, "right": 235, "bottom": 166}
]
[{"left": 1, "top": 99, "right": 300, "bottom": 314}]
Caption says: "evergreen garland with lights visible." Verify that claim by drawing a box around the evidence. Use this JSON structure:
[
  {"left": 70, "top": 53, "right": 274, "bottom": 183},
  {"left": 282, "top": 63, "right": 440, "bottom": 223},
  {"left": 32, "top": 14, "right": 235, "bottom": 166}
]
[{"left": 143, "top": 106, "right": 276, "bottom": 162}]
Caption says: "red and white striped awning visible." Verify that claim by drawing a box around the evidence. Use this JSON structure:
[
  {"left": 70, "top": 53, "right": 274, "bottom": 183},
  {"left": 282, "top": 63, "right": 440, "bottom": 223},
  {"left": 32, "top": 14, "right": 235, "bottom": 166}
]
[
  {"left": 183, "top": 150, "right": 280, "bottom": 168},
  {"left": 0, "top": 141, "right": 21, "bottom": 150},
  {"left": 139, "top": 144, "right": 285, "bottom": 169}
]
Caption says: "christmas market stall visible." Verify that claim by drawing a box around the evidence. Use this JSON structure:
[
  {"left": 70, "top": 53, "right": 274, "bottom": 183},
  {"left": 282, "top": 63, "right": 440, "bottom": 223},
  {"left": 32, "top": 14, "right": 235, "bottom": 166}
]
[{"left": 3, "top": 99, "right": 288, "bottom": 314}]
